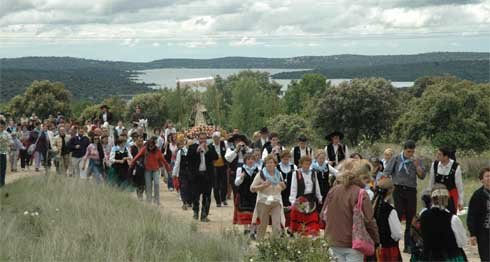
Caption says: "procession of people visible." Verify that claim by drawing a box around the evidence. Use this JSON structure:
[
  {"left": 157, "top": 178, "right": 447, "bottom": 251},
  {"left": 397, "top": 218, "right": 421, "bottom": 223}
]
[{"left": 0, "top": 104, "right": 489, "bottom": 262}]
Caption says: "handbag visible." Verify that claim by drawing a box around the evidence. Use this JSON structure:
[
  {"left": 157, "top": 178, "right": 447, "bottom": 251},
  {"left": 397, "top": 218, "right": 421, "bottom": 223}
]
[
  {"left": 352, "top": 189, "right": 375, "bottom": 256},
  {"left": 27, "top": 131, "right": 41, "bottom": 155}
]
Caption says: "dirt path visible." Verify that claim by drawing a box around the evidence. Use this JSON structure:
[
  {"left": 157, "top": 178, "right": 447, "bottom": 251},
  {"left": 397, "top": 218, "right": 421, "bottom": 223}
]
[{"left": 5, "top": 169, "right": 481, "bottom": 261}]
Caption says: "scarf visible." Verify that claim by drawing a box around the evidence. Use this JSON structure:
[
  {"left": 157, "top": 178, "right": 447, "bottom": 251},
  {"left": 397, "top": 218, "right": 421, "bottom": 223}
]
[
  {"left": 312, "top": 160, "right": 327, "bottom": 173},
  {"left": 242, "top": 164, "right": 256, "bottom": 176},
  {"left": 279, "top": 162, "right": 292, "bottom": 173},
  {"left": 255, "top": 159, "right": 263, "bottom": 170},
  {"left": 262, "top": 167, "right": 282, "bottom": 186},
  {"left": 399, "top": 152, "right": 412, "bottom": 173}
]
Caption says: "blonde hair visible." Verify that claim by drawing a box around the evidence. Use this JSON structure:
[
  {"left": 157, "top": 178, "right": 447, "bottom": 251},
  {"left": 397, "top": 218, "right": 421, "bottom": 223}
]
[
  {"left": 315, "top": 149, "right": 326, "bottom": 159},
  {"left": 264, "top": 154, "right": 278, "bottom": 165},
  {"left": 279, "top": 150, "right": 291, "bottom": 160},
  {"left": 299, "top": 155, "right": 312, "bottom": 166},
  {"left": 384, "top": 148, "right": 394, "bottom": 156},
  {"left": 431, "top": 183, "right": 449, "bottom": 208},
  {"left": 336, "top": 159, "right": 371, "bottom": 187}
]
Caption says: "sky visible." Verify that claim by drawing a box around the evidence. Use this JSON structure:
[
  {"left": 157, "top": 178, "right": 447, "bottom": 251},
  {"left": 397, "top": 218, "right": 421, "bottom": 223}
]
[{"left": 0, "top": 0, "right": 489, "bottom": 61}]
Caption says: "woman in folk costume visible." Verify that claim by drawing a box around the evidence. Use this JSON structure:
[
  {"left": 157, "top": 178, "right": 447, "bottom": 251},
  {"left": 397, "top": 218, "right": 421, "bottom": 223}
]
[
  {"left": 81, "top": 134, "right": 105, "bottom": 184},
  {"left": 419, "top": 184, "right": 467, "bottom": 262},
  {"left": 277, "top": 150, "right": 296, "bottom": 229},
  {"left": 253, "top": 148, "right": 264, "bottom": 171},
  {"left": 129, "top": 134, "right": 145, "bottom": 200},
  {"left": 372, "top": 178, "right": 403, "bottom": 262},
  {"left": 109, "top": 136, "right": 132, "bottom": 187},
  {"left": 225, "top": 134, "right": 253, "bottom": 198},
  {"left": 250, "top": 155, "right": 286, "bottom": 239},
  {"left": 172, "top": 134, "right": 193, "bottom": 210},
  {"left": 429, "top": 146, "right": 464, "bottom": 214},
  {"left": 311, "top": 149, "right": 338, "bottom": 204},
  {"left": 233, "top": 153, "right": 259, "bottom": 235},
  {"left": 311, "top": 149, "right": 338, "bottom": 229},
  {"left": 289, "top": 156, "right": 323, "bottom": 236}
]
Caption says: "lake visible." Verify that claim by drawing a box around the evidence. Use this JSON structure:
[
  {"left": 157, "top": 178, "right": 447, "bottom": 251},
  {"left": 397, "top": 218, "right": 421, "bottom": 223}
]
[{"left": 134, "top": 68, "right": 414, "bottom": 90}]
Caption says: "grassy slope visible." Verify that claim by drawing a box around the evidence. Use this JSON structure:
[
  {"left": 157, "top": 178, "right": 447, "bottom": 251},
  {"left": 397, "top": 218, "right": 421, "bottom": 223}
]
[{"left": 0, "top": 175, "right": 246, "bottom": 261}]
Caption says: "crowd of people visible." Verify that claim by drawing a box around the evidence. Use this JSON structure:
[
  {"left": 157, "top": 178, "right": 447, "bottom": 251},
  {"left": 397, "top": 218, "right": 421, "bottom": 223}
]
[{"left": 0, "top": 104, "right": 489, "bottom": 262}]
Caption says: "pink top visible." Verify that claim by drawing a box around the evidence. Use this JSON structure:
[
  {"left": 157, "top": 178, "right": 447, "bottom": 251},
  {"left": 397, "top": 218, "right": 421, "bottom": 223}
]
[{"left": 84, "top": 144, "right": 100, "bottom": 161}]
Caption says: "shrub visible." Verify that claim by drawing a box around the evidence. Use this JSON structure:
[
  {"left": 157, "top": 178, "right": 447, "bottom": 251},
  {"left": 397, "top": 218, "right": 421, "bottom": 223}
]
[{"left": 250, "top": 236, "right": 334, "bottom": 262}]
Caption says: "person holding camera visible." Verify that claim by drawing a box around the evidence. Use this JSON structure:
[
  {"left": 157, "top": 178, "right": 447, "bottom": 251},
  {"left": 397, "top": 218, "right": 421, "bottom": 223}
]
[
  {"left": 261, "top": 132, "right": 283, "bottom": 162},
  {"left": 225, "top": 134, "right": 253, "bottom": 198},
  {"left": 188, "top": 132, "right": 218, "bottom": 222}
]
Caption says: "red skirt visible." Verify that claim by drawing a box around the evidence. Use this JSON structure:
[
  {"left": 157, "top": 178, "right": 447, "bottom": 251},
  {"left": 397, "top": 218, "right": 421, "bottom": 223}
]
[
  {"left": 289, "top": 206, "right": 320, "bottom": 236},
  {"left": 233, "top": 194, "right": 254, "bottom": 225},
  {"left": 449, "top": 188, "right": 459, "bottom": 214},
  {"left": 376, "top": 246, "right": 402, "bottom": 262}
]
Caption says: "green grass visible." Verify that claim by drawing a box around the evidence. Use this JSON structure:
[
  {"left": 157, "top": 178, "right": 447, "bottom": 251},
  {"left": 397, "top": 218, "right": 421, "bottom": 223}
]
[{"left": 0, "top": 175, "right": 247, "bottom": 261}]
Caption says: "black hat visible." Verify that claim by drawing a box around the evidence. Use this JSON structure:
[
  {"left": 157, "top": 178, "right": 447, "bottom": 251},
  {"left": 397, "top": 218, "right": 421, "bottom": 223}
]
[
  {"left": 326, "top": 131, "right": 344, "bottom": 141},
  {"left": 100, "top": 104, "right": 109, "bottom": 110},
  {"left": 298, "top": 134, "right": 307, "bottom": 142},
  {"left": 227, "top": 134, "right": 250, "bottom": 145},
  {"left": 260, "top": 127, "right": 269, "bottom": 134}
]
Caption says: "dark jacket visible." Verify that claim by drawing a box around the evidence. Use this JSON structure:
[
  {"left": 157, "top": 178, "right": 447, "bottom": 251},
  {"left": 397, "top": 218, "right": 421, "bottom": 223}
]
[
  {"left": 188, "top": 143, "right": 218, "bottom": 180},
  {"left": 67, "top": 135, "right": 90, "bottom": 158},
  {"left": 467, "top": 186, "right": 490, "bottom": 237},
  {"left": 98, "top": 111, "right": 114, "bottom": 125}
]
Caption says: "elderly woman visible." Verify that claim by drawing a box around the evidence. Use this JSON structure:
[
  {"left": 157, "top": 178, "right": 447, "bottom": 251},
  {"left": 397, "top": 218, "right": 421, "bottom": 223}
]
[
  {"left": 419, "top": 184, "right": 467, "bottom": 261},
  {"left": 250, "top": 154, "right": 286, "bottom": 239},
  {"left": 322, "top": 158, "right": 380, "bottom": 262}
]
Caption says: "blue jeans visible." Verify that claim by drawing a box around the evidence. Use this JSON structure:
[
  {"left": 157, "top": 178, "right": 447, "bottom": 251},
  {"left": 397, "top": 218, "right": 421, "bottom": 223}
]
[
  {"left": 86, "top": 159, "right": 103, "bottom": 184},
  {"left": 330, "top": 247, "right": 363, "bottom": 262},
  {"left": 0, "top": 154, "right": 6, "bottom": 187},
  {"left": 145, "top": 170, "right": 160, "bottom": 204}
]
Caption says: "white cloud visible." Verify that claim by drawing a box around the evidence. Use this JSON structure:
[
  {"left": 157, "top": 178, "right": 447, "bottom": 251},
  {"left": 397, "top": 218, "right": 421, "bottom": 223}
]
[
  {"left": 152, "top": 42, "right": 160, "bottom": 47},
  {"left": 121, "top": 38, "right": 139, "bottom": 47},
  {"left": 229, "top": 36, "right": 259, "bottom": 46},
  {"left": 0, "top": 0, "right": 488, "bottom": 53}
]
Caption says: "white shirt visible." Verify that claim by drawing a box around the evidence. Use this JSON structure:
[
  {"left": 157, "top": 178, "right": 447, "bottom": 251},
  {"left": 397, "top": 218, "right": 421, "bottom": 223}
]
[
  {"left": 109, "top": 145, "right": 133, "bottom": 164},
  {"left": 429, "top": 159, "right": 464, "bottom": 205},
  {"left": 261, "top": 145, "right": 284, "bottom": 160},
  {"left": 278, "top": 162, "right": 295, "bottom": 174},
  {"left": 289, "top": 169, "right": 323, "bottom": 205},
  {"left": 172, "top": 148, "right": 186, "bottom": 177},
  {"left": 213, "top": 141, "right": 222, "bottom": 158},
  {"left": 388, "top": 208, "right": 403, "bottom": 241},
  {"left": 234, "top": 166, "right": 256, "bottom": 186},
  {"left": 323, "top": 144, "right": 350, "bottom": 165},
  {"left": 198, "top": 148, "right": 207, "bottom": 172},
  {"left": 225, "top": 145, "right": 251, "bottom": 164},
  {"left": 102, "top": 112, "right": 108, "bottom": 122}
]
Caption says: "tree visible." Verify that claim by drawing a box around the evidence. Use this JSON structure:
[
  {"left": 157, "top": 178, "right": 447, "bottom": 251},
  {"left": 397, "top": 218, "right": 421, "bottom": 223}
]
[
  {"left": 126, "top": 92, "right": 168, "bottom": 128},
  {"left": 392, "top": 79, "right": 490, "bottom": 152},
  {"left": 266, "top": 114, "right": 321, "bottom": 148},
  {"left": 79, "top": 97, "right": 127, "bottom": 124},
  {"left": 229, "top": 77, "right": 283, "bottom": 135},
  {"left": 313, "top": 78, "right": 400, "bottom": 145},
  {"left": 7, "top": 80, "right": 72, "bottom": 119},
  {"left": 284, "top": 73, "right": 328, "bottom": 114}
]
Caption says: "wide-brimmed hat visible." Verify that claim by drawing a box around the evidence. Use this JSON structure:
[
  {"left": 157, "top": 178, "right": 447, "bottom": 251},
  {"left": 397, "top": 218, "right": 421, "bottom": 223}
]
[
  {"left": 298, "top": 134, "right": 307, "bottom": 142},
  {"left": 260, "top": 127, "right": 269, "bottom": 134},
  {"left": 227, "top": 134, "right": 250, "bottom": 145},
  {"left": 326, "top": 131, "right": 344, "bottom": 141}
]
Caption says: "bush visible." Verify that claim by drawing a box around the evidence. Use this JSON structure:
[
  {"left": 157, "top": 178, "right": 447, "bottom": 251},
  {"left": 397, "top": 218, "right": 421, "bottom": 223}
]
[{"left": 250, "top": 236, "right": 334, "bottom": 262}]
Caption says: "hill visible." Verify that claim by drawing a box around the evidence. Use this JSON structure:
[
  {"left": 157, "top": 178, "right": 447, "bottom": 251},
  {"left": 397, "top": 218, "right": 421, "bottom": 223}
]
[
  {"left": 271, "top": 60, "right": 490, "bottom": 82},
  {"left": 0, "top": 175, "right": 246, "bottom": 261},
  {"left": 1, "top": 52, "right": 488, "bottom": 102}
]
